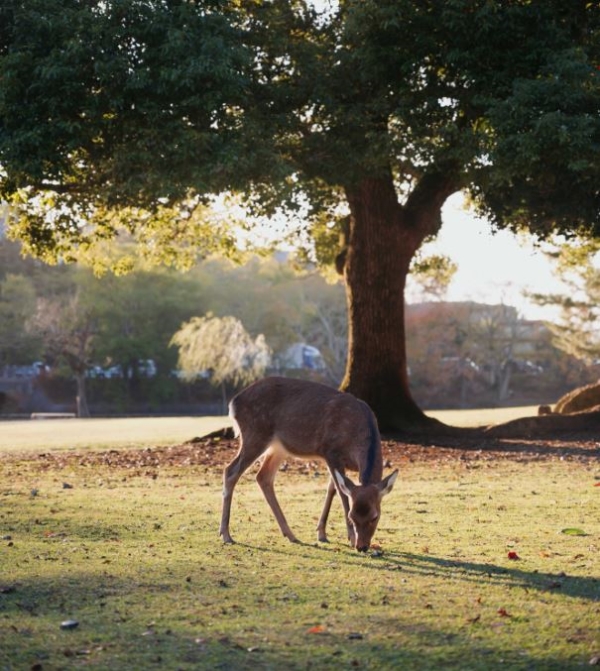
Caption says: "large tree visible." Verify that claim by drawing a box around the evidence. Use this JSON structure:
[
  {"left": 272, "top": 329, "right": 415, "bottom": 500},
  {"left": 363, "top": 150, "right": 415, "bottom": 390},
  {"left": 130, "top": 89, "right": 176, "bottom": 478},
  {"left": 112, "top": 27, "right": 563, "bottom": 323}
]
[{"left": 1, "top": 1, "right": 598, "bottom": 430}]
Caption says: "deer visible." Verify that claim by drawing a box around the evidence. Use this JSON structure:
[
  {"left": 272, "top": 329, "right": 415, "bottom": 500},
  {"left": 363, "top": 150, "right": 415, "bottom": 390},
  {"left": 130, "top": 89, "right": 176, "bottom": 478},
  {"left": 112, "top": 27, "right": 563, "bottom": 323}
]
[{"left": 219, "top": 376, "right": 398, "bottom": 552}]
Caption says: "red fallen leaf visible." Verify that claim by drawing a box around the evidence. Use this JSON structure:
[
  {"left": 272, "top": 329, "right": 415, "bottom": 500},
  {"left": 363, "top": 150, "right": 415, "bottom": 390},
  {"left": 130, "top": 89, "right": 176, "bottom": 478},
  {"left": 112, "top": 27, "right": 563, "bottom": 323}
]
[
  {"left": 507, "top": 551, "right": 520, "bottom": 560},
  {"left": 307, "top": 625, "right": 325, "bottom": 634},
  {"left": 497, "top": 608, "right": 511, "bottom": 618},
  {"left": 594, "top": 482, "right": 600, "bottom": 487}
]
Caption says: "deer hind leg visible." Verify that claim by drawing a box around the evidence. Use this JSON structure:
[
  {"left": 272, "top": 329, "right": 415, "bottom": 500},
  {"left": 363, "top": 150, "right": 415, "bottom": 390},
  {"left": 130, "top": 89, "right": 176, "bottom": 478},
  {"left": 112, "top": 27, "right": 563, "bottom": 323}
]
[
  {"left": 220, "top": 435, "right": 269, "bottom": 544},
  {"left": 316, "top": 477, "right": 337, "bottom": 543},
  {"left": 256, "top": 443, "right": 299, "bottom": 543}
]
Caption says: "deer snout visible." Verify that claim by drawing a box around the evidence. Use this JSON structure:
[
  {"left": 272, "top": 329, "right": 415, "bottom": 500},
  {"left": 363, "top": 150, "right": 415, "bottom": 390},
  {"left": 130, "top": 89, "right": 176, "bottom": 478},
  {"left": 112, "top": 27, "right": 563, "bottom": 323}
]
[{"left": 353, "top": 531, "right": 373, "bottom": 552}]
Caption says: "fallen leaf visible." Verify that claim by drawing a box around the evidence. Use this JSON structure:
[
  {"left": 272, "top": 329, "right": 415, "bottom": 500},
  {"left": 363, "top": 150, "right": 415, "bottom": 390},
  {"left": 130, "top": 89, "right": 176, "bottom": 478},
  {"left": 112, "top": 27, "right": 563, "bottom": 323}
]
[
  {"left": 561, "top": 528, "right": 587, "bottom": 536},
  {"left": 497, "top": 608, "right": 511, "bottom": 618},
  {"left": 307, "top": 625, "right": 325, "bottom": 634},
  {"left": 507, "top": 551, "right": 520, "bottom": 560}
]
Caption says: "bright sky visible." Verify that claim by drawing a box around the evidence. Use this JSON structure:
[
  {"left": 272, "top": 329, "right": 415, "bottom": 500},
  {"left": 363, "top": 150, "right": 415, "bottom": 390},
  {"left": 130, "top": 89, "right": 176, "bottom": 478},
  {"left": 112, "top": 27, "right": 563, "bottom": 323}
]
[{"left": 413, "top": 193, "right": 562, "bottom": 321}]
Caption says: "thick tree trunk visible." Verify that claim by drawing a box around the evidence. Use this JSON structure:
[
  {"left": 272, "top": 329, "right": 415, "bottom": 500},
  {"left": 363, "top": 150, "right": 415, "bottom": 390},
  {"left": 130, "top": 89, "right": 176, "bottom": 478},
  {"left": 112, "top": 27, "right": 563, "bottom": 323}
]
[{"left": 340, "top": 172, "right": 456, "bottom": 433}]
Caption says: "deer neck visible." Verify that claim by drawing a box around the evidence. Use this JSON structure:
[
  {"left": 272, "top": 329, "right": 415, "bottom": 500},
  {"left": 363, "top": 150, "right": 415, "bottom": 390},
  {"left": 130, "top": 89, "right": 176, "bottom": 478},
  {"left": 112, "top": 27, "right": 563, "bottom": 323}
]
[{"left": 358, "top": 405, "right": 382, "bottom": 485}]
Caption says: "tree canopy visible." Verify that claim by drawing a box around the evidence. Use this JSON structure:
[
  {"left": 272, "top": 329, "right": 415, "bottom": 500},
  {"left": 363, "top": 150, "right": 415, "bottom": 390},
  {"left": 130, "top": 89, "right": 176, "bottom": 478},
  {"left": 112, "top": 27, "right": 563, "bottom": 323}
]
[{"left": 1, "top": 0, "right": 599, "bottom": 429}]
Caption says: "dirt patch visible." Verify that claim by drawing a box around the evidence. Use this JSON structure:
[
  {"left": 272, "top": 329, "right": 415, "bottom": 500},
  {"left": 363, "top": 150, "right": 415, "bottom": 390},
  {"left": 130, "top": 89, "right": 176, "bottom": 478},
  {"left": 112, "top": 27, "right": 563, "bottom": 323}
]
[{"left": 2, "top": 431, "right": 599, "bottom": 475}]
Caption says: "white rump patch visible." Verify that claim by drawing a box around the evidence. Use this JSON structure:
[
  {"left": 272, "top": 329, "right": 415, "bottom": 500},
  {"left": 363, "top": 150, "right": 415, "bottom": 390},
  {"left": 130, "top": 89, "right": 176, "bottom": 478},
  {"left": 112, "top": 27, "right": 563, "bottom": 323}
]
[{"left": 228, "top": 401, "right": 241, "bottom": 438}]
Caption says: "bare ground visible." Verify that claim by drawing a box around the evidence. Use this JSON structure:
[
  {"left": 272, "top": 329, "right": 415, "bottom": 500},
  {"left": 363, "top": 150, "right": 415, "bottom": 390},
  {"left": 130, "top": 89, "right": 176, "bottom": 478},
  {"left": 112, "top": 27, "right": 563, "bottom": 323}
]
[{"left": 4, "top": 425, "right": 598, "bottom": 476}]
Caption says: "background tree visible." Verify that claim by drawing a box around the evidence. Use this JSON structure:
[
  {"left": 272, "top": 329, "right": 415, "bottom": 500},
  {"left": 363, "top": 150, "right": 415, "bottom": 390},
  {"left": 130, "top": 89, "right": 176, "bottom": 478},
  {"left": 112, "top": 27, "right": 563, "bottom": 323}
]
[
  {"left": 0, "top": 273, "right": 40, "bottom": 369},
  {"left": 1, "top": 0, "right": 598, "bottom": 430},
  {"left": 531, "top": 240, "right": 600, "bottom": 363},
  {"left": 0, "top": 234, "right": 347, "bottom": 412},
  {"left": 27, "top": 291, "right": 96, "bottom": 417},
  {"left": 191, "top": 256, "right": 348, "bottom": 381},
  {"left": 170, "top": 314, "right": 271, "bottom": 410}
]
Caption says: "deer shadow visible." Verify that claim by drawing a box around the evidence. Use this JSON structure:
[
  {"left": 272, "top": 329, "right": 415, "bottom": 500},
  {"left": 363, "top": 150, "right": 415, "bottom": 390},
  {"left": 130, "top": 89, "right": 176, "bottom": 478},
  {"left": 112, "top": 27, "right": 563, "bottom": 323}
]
[{"left": 232, "top": 540, "right": 599, "bottom": 603}]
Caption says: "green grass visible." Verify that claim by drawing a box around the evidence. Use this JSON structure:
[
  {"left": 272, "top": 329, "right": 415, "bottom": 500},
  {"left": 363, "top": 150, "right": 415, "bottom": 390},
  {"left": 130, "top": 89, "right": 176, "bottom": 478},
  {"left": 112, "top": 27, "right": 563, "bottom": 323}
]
[{"left": 1, "top": 431, "right": 598, "bottom": 670}]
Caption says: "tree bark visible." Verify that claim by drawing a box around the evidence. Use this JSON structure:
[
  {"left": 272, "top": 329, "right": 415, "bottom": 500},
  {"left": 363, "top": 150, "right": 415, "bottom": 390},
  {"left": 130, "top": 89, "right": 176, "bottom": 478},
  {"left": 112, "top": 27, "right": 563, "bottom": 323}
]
[{"left": 340, "top": 170, "right": 458, "bottom": 433}]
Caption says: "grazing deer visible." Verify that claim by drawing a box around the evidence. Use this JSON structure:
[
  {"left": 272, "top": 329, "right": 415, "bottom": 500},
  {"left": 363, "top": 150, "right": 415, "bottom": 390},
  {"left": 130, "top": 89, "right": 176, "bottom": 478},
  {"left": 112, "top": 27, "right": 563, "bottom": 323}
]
[{"left": 219, "top": 377, "right": 398, "bottom": 551}]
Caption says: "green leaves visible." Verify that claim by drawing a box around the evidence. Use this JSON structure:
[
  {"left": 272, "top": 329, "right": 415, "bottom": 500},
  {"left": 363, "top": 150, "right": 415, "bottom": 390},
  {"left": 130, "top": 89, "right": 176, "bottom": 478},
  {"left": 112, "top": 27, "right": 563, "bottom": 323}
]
[
  {"left": 170, "top": 313, "right": 271, "bottom": 388},
  {"left": 1, "top": 0, "right": 599, "bottom": 266}
]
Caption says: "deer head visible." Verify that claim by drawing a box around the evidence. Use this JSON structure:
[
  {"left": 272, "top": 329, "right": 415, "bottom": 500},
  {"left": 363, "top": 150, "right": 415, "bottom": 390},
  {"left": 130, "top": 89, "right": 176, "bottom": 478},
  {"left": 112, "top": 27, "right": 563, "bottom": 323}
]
[{"left": 334, "top": 469, "right": 398, "bottom": 552}]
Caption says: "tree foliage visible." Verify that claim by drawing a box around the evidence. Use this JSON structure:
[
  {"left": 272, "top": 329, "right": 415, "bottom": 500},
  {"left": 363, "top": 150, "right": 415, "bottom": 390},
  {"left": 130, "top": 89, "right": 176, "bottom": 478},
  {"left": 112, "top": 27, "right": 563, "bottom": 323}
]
[
  {"left": 2, "top": 1, "right": 597, "bottom": 249},
  {"left": 409, "top": 253, "right": 459, "bottom": 302},
  {"left": 0, "top": 272, "right": 40, "bottom": 367},
  {"left": 170, "top": 313, "right": 270, "bottom": 389}
]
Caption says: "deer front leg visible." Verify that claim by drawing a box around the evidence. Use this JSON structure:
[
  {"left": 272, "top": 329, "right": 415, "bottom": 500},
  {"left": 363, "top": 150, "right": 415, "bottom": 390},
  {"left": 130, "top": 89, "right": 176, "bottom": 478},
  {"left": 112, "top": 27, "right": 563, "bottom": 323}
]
[
  {"left": 316, "top": 477, "right": 337, "bottom": 543},
  {"left": 328, "top": 467, "right": 356, "bottom": 547},
  {"left": 339, "top": 491, "right": 356, "bottom": 548},
  {"left": 256, "top": 450, "right": 300, "bottom": 543}
]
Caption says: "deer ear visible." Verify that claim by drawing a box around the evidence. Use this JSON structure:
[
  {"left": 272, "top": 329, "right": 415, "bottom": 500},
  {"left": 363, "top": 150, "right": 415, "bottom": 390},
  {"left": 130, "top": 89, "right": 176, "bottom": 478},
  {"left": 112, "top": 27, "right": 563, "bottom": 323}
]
[
  {"left": 378, "top": 469, "right": 399, "bottom": 498},
  {"left": 334, "top": 470, "right": 356, "bottom": 497}
]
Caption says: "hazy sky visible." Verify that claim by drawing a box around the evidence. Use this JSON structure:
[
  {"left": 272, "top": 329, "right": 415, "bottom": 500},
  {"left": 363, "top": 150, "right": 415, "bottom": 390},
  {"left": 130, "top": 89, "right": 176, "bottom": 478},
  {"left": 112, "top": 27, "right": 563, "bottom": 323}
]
[{"left": 414, "top": 193, "right": 562, "bottom": 321}]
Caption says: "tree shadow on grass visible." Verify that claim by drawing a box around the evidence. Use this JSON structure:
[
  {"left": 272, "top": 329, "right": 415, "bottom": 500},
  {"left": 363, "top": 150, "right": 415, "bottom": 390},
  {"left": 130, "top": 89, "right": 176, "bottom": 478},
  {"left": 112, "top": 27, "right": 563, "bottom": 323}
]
[
  {"left": 395, "top": 433, "right": 600, "bottom": 462},
  {"left": 0, "top": 569, "right": 592, "bottom": 671}
]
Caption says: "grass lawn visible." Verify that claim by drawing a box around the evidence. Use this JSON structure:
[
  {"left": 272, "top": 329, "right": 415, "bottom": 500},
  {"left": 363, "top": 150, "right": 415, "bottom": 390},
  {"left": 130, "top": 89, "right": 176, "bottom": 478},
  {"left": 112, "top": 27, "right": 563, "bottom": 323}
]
[
  {"left": 0, "top": 410, "right": 598, "bottom": 670},
  {"left": 0, "top": 416, "right": 229, "bottom": 454},
  {"left": 0, "top": 405, "right": 539, "bottom": 455}
]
